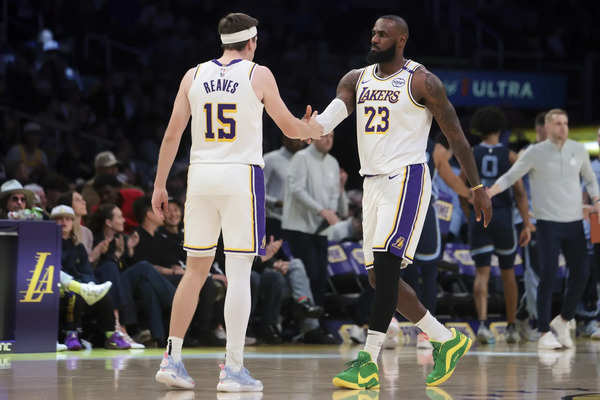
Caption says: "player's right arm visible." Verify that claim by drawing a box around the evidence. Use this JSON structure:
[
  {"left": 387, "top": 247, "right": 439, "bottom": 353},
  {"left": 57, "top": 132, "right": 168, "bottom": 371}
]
[
  {"left": 152, "top": 67, "right": 194, "bottom": 218},
  {"left": 252, "top": 65, "right": 322, "bottom": 140},
  {"left": 312, "top": 69, "right": 362, "bottom": 134}
]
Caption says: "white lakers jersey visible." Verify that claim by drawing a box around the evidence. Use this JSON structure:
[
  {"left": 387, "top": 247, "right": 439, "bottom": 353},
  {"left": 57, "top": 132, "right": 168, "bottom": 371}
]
[
  {"left": 188, "top": 59, "right": 265, "bottom": 167},
  {"left": 355, "top": 60, "right": 433, "bottom": 176}
]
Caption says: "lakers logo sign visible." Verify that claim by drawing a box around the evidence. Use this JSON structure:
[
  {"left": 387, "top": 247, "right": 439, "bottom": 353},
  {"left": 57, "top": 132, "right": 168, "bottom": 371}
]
[
  {"left": 392, "top": 237, "right": 405, "bottom": 250},
  {"left": 20, "top": 252, "right": 54, "bottom": 303}
]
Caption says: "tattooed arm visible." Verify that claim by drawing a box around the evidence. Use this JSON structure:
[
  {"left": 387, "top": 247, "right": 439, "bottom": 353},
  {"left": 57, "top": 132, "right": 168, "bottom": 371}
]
[
  {"left": 335, "top": 69, "right": 363, "bottom": 115},
  {"left": 411, "top": 67, "right": 492, "bottom": 227}
]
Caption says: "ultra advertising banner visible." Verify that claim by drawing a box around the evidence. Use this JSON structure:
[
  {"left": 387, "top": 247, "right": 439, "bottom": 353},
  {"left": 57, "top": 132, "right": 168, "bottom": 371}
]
[{"left": 433, "top": 70, "right": 567, "bottom": 109}]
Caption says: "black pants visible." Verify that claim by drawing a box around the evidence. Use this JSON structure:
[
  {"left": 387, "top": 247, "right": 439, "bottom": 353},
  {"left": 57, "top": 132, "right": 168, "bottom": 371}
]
[
  {"left": 257, "top": 268, "right": 286, "bottom": 325},
  {"left": 266, "top": 217, "right": 283, "bottom": 240},
  {"left": 578, "top": 244, "right": 600, "bottom": 318},
  {"left": 536, "top": 220, "right": 590, "bottom": 332},
  {"left": 283, "top": 229, "right": 328, "bottom": 306}
]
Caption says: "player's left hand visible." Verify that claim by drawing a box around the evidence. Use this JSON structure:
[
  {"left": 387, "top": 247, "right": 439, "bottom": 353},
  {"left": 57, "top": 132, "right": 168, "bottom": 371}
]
[
  {"left": 367, "top": 269, "right": 376, "bottom": 289},
  {"left": 472, "top": 187, "right": 492, "bottom": 228},
  {"left": 152, "top": 187, "right": 169, "bottom": 220}
]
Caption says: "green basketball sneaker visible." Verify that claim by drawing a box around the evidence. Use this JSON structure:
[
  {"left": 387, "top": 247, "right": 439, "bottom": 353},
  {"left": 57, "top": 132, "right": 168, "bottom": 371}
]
[
  {"left": 426, "top": 328, "right": 472, "bottom": 386},
  {"left": 332, "top": 351, "right": 380, "bottom": 390}
]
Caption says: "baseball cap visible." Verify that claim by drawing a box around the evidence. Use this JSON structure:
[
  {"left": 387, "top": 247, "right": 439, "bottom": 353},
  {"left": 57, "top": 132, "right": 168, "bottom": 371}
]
[
  {"left": 50, "top": 205, "right": 75, "bottom": 219},
  {"left": 95, "top": 151, "right": 120, "bottom": 168}
]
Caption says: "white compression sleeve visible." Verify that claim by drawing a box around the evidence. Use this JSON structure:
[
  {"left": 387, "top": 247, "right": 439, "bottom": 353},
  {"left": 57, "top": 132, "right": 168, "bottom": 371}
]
[
  {"left": 224, "top": 254, "right": 253, "bottom": 371},
  {"left": 315, "top": 98, "right": 348, "bottom": 135}
]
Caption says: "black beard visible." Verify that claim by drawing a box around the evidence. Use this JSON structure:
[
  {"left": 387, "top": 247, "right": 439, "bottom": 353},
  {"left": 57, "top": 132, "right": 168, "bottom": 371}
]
[{"left": 366, "top": 45, "right": 396, "bottom": 64}]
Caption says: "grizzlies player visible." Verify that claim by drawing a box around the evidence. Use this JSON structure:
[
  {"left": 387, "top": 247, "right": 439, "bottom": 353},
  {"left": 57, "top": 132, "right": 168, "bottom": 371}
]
[
  {"left": 400, "top": 137, "right": 472, "bottom": 349},
  {"left": 464, "top": 107, "right": 532, "bottom": 345},
  {"left": 312, "top": 15, "right": 492, "bottom": 388},
  {"left": 152, "top": 13, "right": 322, "bottom": 391}
]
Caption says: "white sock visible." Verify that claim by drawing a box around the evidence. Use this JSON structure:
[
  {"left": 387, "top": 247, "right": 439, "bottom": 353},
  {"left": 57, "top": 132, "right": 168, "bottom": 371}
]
[
  {"left": 363, "top": 330, "right": 386, "bottom": 362},
  {"left": 224, "top": 254, "right": 253, "bottom": 372},
  {"left": 415, "top": 311, "right": 453, "bottom": 342},
  {"left": 167, "top": 336, "right": 183, "bottom": 362}
]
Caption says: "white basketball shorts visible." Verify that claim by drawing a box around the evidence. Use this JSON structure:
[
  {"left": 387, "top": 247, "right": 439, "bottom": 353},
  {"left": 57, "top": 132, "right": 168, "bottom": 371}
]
[
  {"left": 362, "top": 163, "right": 431, "bottom": 268},
  {"left": 183, "top": 163, "right": 266, "bottom": 257}
]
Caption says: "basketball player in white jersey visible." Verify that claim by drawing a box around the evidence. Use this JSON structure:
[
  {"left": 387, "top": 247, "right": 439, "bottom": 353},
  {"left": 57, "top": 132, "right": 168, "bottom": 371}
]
[
  {"left": 152, "top": 13, "right": 322, "bottom": 392},
  {"left": 312, "top": 15, "right": 492, "bottom": 389}
]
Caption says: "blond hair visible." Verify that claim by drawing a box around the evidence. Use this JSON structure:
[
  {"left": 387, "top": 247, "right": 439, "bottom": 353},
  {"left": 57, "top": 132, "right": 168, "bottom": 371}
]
[
  {"left": 544, "top": 108, "right": 568, "bottom": 124},
  {"left": 72, "top": 218, "right": 81, "bottom": 245}
]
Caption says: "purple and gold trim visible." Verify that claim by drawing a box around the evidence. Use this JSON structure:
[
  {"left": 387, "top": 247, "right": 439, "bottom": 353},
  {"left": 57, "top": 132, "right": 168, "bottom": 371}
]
[
  {"left": 372, "top": 167, "right": 409, "bottom": 251},
  {"left": 224, "top": 165, "right": 266, "bottom": 256},
  {"left": 249, "top": 63, "right": 257, "bottom": 80},
  {"left": 371, "top": 60, "right": 410, "bottom": 81},
  {"left": 183, "top": 243, "right": 217, "bottom": 253},
  {"left": 407, "top": 62, "right": 426, "bottom": 109},
  {"left": 355, "top": 68, "right": 367, "bottom": 92},
  {"left": 193, "top": 64, "right": 201, "bottom": 80},
  {"left": 374, "top": 164, "right": 426, "bottom": 260}
]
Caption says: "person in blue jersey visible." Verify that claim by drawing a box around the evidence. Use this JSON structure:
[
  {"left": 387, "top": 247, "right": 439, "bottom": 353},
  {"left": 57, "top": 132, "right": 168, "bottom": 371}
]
[
  {"left": 400, "top": 137, "right": 472, "bottom": 349},
  {"left": 463, "top": 106, "right": 533, "bottom": 344}
]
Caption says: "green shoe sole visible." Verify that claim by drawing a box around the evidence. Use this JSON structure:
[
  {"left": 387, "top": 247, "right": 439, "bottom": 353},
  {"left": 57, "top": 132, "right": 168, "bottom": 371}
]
[
  {"left": 332, "top": 376, "right": 380, "bottom": 390},
  {"left": 426, "top": 335, "right": 473, "bottom": 387}
]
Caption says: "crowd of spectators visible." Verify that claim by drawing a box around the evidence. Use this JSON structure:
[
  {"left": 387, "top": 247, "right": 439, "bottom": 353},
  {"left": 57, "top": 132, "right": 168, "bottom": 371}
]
[{"left": 1, "top": 1, "right": 599, "bottom": 350}]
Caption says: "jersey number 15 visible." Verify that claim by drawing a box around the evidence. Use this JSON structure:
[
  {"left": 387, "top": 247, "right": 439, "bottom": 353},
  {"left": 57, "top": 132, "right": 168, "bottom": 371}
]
[{"left": 204, "top": 103, "right": 237, "bottom": 142}]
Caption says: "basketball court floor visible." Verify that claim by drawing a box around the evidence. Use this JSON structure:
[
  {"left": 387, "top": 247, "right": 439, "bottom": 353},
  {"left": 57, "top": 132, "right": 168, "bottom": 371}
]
[{"left": 1, "top": 340, "right": 600, "bottom": 400}]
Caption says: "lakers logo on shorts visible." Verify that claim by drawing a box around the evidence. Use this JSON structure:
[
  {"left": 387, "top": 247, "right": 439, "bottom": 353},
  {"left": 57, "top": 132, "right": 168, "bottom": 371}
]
[
  {"left": 392, "top": 236, "right": 405, "bottom": 250},
  {"left": 261, "top": 235, "right": 266, "bottom": 249}
]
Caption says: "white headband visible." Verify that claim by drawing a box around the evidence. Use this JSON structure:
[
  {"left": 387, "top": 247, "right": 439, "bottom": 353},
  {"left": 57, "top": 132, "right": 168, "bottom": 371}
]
[{"left": 220, "top": 26, "right": 257, "bottom": 44}]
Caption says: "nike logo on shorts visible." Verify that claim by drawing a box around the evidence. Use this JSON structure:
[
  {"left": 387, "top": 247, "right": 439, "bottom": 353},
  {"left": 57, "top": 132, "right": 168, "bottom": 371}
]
[{"left": 389, "top": 174, "right": 400, "bottom": 180}]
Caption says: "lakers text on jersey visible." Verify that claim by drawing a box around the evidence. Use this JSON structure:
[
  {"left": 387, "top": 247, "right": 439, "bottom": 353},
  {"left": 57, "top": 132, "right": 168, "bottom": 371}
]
[{"left": 355, "top": 60, "right": 433, "bottom": 176}]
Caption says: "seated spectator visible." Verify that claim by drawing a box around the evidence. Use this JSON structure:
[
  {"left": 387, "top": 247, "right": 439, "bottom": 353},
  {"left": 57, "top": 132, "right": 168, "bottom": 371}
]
[
  {"left": 0, "top": 179, "right": 35, "bottom": 218},
  {"left": 90, "top": 203, "right": 175, "bottom": 347},
  {"left": 132, "top": 196, "right": 224, "bottom": 346},
  {"left": 51, "top": 205, "right": 130, "bottom": 350},
  {"left": 92, "top": 173, "right": 144, "bottom": 232},
  {"left": 252, "top": 236, "right": 335, "bottom": 344},
  {"left": 24, "top": 183, "right": 47, "bottom": 211},
  {"left": 57, "top": 190, "right": 105, "bottom": 263}
]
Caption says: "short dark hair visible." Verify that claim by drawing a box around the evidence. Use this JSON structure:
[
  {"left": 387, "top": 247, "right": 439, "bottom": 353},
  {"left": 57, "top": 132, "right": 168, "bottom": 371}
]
[
  {"left": 133, "top": 195, "right": 152, "bottom": 224},
  {"left": 535, "top": 111, "right": 546, "bottom": 127},
  {"left": 218, "top": 13, "right": 259, "bottom": 51},
  {"left": 93, "top": 174, "right": 121, "bottom": 191},
  {"left": 379, "top": 15, "right": 409, "bottom": 37},
  {"left": 470, "top": 106, "right": 507, "bottom": 137}
]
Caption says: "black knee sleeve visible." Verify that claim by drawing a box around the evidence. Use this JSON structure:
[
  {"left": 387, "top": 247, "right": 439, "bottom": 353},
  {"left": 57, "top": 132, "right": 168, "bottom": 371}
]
[{"left": 368, "top": 252, "right": 402, "bottom": 333}]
